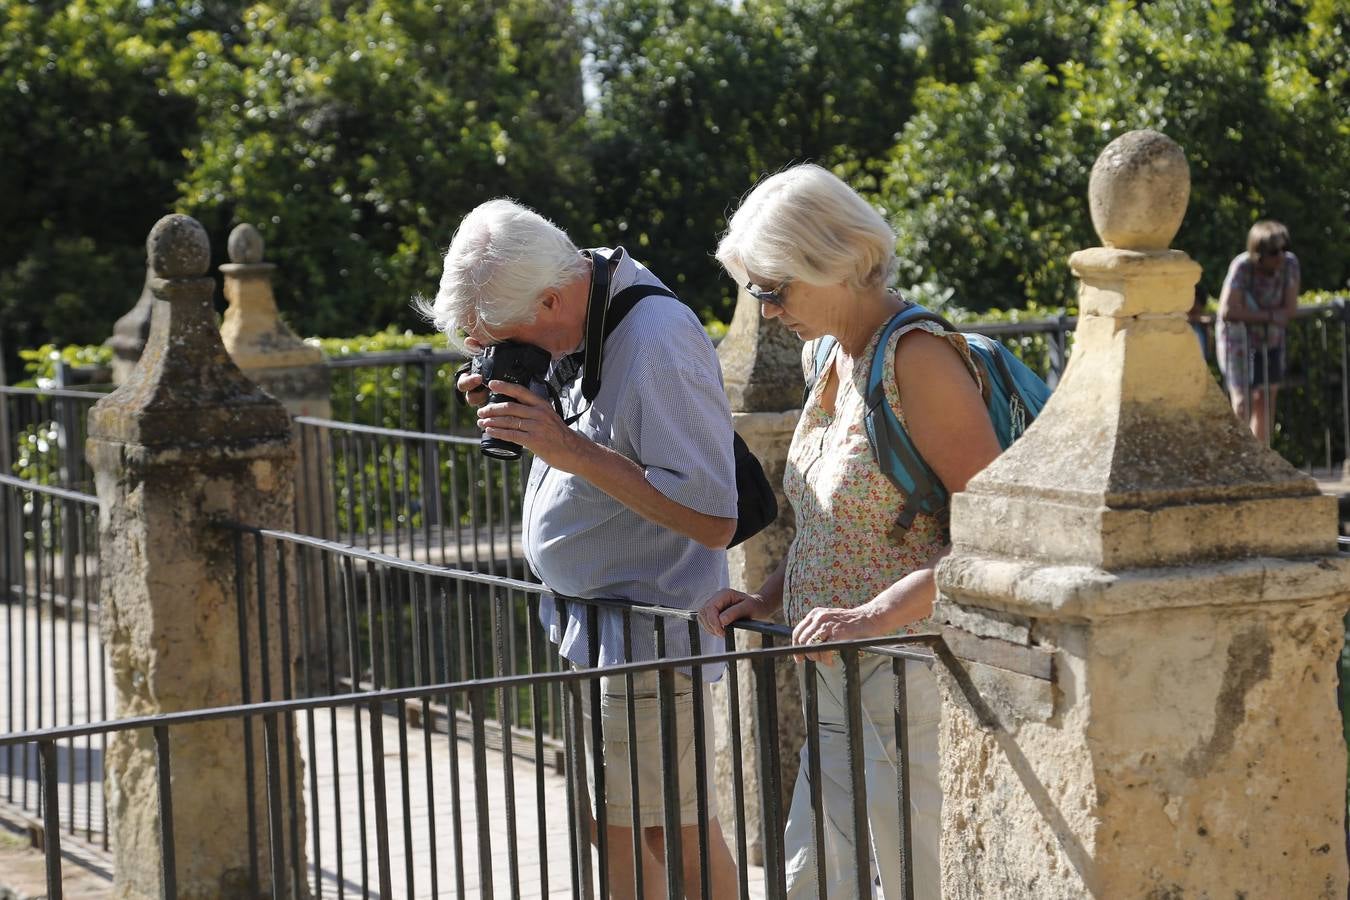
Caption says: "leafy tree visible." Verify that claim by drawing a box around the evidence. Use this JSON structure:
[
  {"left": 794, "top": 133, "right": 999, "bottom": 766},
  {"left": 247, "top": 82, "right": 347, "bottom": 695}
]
[
  {"left": 584, "top": 0, "right": 922, "bottom": 322},
  {"left": 0, "top": 0, "right": 208, "bottom": 374},
  {"left": 174, "top": 0, "right": 591, "bottom": 338},
  {"left": 879, "top": 0, "right": 1350, "bottom": 312}
]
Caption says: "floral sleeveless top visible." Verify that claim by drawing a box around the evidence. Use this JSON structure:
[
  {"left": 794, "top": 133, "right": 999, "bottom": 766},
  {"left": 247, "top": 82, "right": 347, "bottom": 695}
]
[{"left": 782, "top": 319, "right": 980, "bottom": 629}]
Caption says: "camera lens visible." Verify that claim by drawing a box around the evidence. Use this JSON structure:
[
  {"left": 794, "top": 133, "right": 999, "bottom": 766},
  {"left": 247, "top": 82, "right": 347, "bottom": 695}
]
[
  {"left": 473, "top": 341, "right": 551, "bottom": 460},
  {"left": 481, "top": 389, "right": 524, "bottom": 459}
]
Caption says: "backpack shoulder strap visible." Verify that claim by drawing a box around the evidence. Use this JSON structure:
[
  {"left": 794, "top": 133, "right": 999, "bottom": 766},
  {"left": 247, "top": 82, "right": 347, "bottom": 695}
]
[
  {"left": 802, "top": 336, "right": 838, "bottom": 406},
  {"left": 863, "top": 303, "right": 957, "bottom": 535},
  {"left": 604, "top": 283, "right": 677, "bottom": 338}
]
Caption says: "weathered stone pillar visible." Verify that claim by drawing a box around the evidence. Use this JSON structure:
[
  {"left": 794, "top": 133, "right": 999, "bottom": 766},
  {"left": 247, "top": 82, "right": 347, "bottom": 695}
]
[
  {"left": 714, "top": 290, "right": 805, "bottom": 865},
  {"left": 89, "top": 214, "right": 308, "bottom": 898},
  {"left": 106, "top": 265, "right": 154, "bottom": 384},
  {"left": 935, "top": 130, "right": 1349, "bottom": 898}
]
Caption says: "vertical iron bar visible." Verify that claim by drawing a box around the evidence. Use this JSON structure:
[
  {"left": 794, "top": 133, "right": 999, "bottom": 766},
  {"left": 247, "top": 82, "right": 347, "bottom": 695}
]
[
  {"left": 724, "top": 627, "right": 750, "bottom": 900},
  {"left": 655, "top": 625, "right": 684, "bottom": 900},
  {"left": 894, "top": 657, "right": 914, "bottom": 899},
  {"left": 61, "top": 497, "right": 74, "bottom": 833},
  {"left": 367, "top": 699, "right": 395, "bottom": 900},
  {"left": 585, "top": 603, "right": 608, "bottom": 900},
  {"left": 40, "top": 739, "right": 63, "bottom": 900},
  {"left": 527, "top": 593, "right": 550, "bottom": 894},
  {"left": 470, "top": 687, "right": 495, "bottom": 899},
  {"left": 841, "top": 649, "right": 873, "bottom": 898},
  {"left": 804, "top": 660, "right": 828, "bottom": 899},
  {"left": 396, "top": 698, "right": 415, "bottom": 899},
  {"left": 622, "top": 609, "right": 644, "bottom": 900},
  {"left": 498, "top": 588, "right": 521, "bottom": 899},
  {"left": 154, "top": 725, "right": 178, "bottom": 899},
  {"left": 2, "top": 481, "right": 13, "bottom": 805},
  {"left": 262, "top": 712, "right": 287, "bottom": 900},
  {"left": 688, "top": 620, "right": 712, "bottom": 900},
  {"left": 755, "top": 634, "right": 787, "bottom": 899},
  {"left": 232, "top": 532, "right": 260, "bottom": 896},
  {"left": 273, "top": 544, "right": 304, "bottom": 900},
  {"left": 563, "top": 674, "right": 590, "bottom": 900},
  {"left": 445, "top": 677, "right": 467, "bottom": 900},
  {"left": 341, "top": 557, "right": 370, "bottom": 899}
]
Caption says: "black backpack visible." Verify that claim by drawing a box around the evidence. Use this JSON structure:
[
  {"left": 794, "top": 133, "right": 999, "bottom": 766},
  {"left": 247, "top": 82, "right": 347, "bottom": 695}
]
[{"left": 574, "top": 248, "right": 777, "bottom": 548}]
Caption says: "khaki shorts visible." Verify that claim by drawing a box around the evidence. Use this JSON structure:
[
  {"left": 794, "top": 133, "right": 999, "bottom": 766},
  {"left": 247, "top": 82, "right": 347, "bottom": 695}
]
[{"left": 577, "top": 669, "right": 719, "bottom": 829}]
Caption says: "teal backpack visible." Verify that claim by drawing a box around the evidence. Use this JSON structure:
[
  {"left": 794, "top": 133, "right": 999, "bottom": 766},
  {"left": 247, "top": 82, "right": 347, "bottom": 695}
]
[{"left": 807, "top": 302, "right": 1053, "bottom": 536}]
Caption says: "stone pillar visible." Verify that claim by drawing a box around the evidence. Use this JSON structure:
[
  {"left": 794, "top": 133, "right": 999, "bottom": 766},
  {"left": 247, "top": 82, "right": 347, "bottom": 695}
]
[
  {"left": 220, "top": 224, "right": 335, "bottom": 681},
  {"left": 89, "top": 214, "right": 308, "bottom": 899},
  {"left": 219, "top": 224, "right": 331, "bottom": 421},
  {"left": 713, "top": 289, "right": 805, "bottom": 865},
  {"left": 106, "top": 265, "right": 154, "bottom": 384},
  {"left": 935, "top": 130, "right": 1349, "bottom": 898}
]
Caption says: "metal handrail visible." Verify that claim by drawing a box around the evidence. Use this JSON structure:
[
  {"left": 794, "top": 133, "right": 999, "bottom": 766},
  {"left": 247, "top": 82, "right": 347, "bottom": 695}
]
[
  {"left": 0, "top": 384, "right": 112, "bottom": 401},
  {"left": 292, "top": 415, "right": 478, "bottom": 445},
  {"left": 0, "top": 472, "right": 97, "bottom": 504},
  {"left": 0, "top": 633, "right": 938, "bottom": 747}
]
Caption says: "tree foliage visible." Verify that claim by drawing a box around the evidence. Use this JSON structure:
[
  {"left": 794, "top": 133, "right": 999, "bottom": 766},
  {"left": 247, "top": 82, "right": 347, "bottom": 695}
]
[
  {"left": 0, "top": 0, "right": 207, "bottom": 364},
  {"left": 881, "top": 0, "right": 1350, "bottom": 311},
  {"left": 584, "top": 0, "right": 921, "bottom": 320},
  {"left": 3, "top": 0, "right": 1348, "bottom": 378},
  {"left": 174, "top": 0, "right": 590, "bottom": 337}
]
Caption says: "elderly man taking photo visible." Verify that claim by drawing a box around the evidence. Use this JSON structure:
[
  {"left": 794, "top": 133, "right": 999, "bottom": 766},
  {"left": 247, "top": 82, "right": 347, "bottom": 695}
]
[{"left": 419, "top": 198, "right": 740, "bottom": 898}]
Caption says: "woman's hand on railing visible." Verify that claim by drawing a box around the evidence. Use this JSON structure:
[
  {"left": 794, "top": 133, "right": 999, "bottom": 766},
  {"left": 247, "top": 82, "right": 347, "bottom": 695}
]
[
  {"left": 791, "top": 603, "right": 888, "bottom": 665},
  {"left": 697, "top": 589, "right": 778, "bottom": 638}
]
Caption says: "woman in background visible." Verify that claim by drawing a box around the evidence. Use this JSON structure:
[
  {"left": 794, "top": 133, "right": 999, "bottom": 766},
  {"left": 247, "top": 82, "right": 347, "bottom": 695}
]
[{"left": 1217, "top": 220, "right": 1300, "bottom": 443}]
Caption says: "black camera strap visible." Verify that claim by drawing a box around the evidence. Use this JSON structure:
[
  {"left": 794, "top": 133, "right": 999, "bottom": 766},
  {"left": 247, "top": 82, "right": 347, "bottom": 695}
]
[{"left": 560, "top": 247, "right": 676, "bottom": 424}]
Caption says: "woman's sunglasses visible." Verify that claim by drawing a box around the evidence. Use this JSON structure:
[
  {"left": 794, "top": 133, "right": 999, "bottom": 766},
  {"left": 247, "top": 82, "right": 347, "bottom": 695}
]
[{"left": 744, "top": 278, "right": 789, "bottom": 306}]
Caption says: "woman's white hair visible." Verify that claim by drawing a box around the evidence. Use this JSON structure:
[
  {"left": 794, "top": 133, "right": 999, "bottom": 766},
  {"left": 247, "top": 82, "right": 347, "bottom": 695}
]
[
  {"left": 716, "top": 164, "right": 896, "bottom": 294},
  {"left": 415, "top": 199, "right": 587, "bottom": 349}
]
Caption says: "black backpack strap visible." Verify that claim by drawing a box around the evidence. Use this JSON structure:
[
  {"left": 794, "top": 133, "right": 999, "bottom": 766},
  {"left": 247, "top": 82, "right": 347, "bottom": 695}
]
[
  {"left": 579, "top": 253, "right": 678, "bottom": 403},
  {"left": 604, "top": 284, "right": 677, "bottom": 337}
]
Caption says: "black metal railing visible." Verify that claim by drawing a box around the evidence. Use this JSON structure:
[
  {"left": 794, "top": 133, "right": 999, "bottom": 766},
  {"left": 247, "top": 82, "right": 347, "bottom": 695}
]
[
  {"left": 292, "top": 417, "right": 531, "bottom": 580},
  {"left": 0, "top": 473, "right": 107, "bottom": 848},
  {"left": 325, "top": 345, "right": 474, "bottom": 436},
  {"left": 204, "top": 522, "right": 947, "bottom": 898},
  {"left": 0, "top": 386, "right": 105, "bottom": 492},
  {"left": 3, "top": 623, "right": 944, "bottom": 899}
]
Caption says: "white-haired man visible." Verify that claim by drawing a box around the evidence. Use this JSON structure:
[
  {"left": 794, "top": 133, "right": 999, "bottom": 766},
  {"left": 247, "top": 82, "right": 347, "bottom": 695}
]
[{"left": 421, "top": 198, "right": 740, "bottom": 897}]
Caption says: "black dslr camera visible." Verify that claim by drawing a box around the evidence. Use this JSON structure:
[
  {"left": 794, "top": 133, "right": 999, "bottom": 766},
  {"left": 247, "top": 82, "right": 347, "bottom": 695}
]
[{"left": 472, "top": 341, "right": 553, "bottom": 459}]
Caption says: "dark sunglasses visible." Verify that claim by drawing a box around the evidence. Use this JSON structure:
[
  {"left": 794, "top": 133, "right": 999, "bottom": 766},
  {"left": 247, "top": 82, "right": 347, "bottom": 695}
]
[{"left": 744, "top": 278, "right": 789, "bottom": 306}]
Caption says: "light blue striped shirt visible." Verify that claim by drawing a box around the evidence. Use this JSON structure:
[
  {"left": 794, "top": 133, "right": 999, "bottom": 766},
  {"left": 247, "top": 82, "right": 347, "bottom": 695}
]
[{"left": 525, "top": 249, "right": 736, "bottom": 680}]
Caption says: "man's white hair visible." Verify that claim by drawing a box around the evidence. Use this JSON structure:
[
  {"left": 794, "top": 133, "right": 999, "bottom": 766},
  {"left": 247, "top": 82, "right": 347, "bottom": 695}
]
[
  {"left": 716, "top": 164, "right": 896, "bottom": 293},
  {"left": 416, "top": 199, "right": 587, "bottom": 348}
]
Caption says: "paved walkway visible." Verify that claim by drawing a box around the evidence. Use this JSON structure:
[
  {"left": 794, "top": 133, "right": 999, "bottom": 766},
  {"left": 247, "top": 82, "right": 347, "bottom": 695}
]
[{"left": 1, "top": 604, "right": 767, "bottom": 898}]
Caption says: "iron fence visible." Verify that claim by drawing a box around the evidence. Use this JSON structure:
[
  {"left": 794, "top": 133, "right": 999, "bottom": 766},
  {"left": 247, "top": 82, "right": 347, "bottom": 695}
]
[
  {"left": 7, "top": 516, "right": 953, "bottom": 899},
  {"left": 292, "top": 417, "right": 531, "bottom": 580},
  {"left": 325, "top": 345, "right": 475, "bottom": 435},
  {"left": 0, "top": 473, "right": 107, "bottom": 848},
  {"left": 0, "top": 386, "right": 105, "bottom": 493},
  {"left": 4, "top": 633, "right": 944, "bottom": 899}
]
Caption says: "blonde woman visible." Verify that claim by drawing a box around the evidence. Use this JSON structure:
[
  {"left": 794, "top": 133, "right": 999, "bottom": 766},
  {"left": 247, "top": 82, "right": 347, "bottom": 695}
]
[{"left": 698, "top": 165, "right": 1001, "bottom": 897}]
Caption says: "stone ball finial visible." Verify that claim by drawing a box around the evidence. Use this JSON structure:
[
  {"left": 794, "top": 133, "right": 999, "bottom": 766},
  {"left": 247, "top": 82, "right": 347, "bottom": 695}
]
[
  {"left": 1088, "top": 130, "right": 1190, "bottom": 251},
  {"left": 146, "top": 214, "right": 211, "bottom": 279},
  {"left": 228, "top": 223, "right": 265, "bottom": 264}
]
